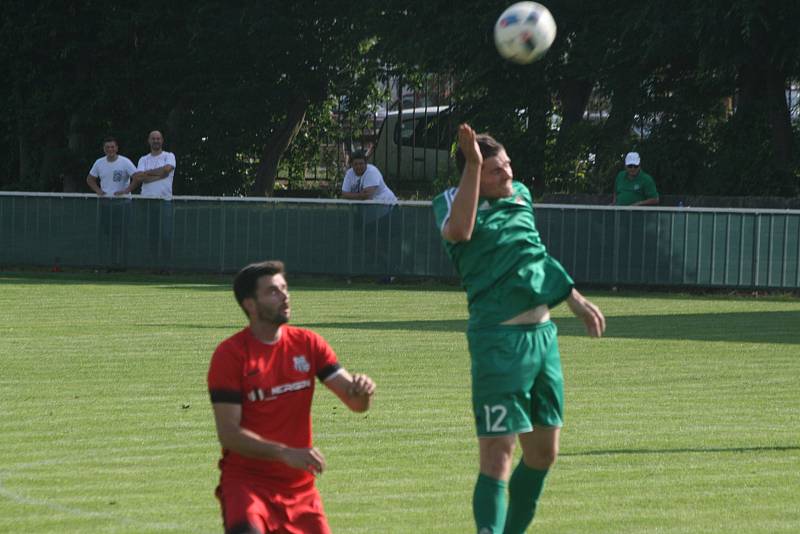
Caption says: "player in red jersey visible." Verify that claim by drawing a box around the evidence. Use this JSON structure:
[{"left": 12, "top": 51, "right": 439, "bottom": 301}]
[{"left": 208, "top": 260, "right": 376, "bottom": 534}]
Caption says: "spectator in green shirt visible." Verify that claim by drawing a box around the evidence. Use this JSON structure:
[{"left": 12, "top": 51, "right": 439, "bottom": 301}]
[{"left": 613, "top": 152, "right": 659, "bottom": 206}]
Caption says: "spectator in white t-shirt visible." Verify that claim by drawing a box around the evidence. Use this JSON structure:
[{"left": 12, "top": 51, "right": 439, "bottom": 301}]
[
  {"left": 86, "top": 137, "right": 137, "bottom": 197},
  {"left": 86, "top": 137, "right": 137, "bottom": 269},
  {"left": 117, "top": 130, "right": 177, "bottom": 272},
  {"left": 116, "top": 130, "right": 176, "bottom": 198},
  {"left": 341, "top": 151, "right": 397, "bottom": 204},
  {"left": 342, "top": 151, "right": 399, "bottom": 281}
]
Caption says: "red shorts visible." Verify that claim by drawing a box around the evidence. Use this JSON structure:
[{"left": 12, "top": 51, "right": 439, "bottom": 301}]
[{"left": 215, "top": 477, "right": 330, "bottom": 534}]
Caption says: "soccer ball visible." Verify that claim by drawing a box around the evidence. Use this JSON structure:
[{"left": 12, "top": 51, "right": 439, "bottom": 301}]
[{"left": 494, "top": 2, "right": 557, "bottom": 64}]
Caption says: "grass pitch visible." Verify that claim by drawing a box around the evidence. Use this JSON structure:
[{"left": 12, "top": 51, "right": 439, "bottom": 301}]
[{"left": 0, "top": 272, "right": 798, "bottom": 533}]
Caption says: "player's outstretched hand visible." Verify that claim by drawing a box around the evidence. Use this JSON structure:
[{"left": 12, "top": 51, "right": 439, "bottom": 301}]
[
  {"left": 348, "top": 373, "right": 376, "bottom": 399},
  {"left": 458, "top": 124, "right": 483, "bottom": 168},
  {"left": 281, "top": 446, "right": 326, "bottom": 476},
  {"left": 566, "top": 288, "right": 606, "bottom": 337}
]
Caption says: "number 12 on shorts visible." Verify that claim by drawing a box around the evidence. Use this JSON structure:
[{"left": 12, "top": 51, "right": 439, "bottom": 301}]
[{"left": 483, "top": 404, "right": 508, "bottom": 433}]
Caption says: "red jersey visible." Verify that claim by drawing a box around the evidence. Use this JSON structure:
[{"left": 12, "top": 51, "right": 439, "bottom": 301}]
[{"left": 208, "top": 325, "right": 341, "bottom": 490}]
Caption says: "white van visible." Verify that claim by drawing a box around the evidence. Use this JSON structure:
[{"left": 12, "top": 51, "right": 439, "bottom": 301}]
[{"left": 370, "top": 106, "right": 454, "bottom": 184}]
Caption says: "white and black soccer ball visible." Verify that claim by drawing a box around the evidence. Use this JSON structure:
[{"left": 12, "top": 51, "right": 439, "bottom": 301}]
[{"left": 494, "top": 2, "right": 557, "bottom": 64}]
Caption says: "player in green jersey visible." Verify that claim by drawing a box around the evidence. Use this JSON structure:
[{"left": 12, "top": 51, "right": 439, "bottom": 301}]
[{"left": 432, "top": 124, "right": 606, "bottom": 534}]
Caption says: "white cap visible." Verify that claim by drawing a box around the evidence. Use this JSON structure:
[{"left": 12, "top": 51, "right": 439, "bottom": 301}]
[{"left": 625, "top": 152, "right": 641, "bottom": 166}]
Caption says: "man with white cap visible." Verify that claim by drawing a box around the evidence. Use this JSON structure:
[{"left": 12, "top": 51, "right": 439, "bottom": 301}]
[{"left": 613, "top": 151, "right": 659, "bottom": 206}]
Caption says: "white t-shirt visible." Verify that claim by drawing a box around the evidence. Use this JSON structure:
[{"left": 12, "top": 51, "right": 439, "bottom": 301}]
[
  {"left": 88, "top": 156, "right": 137, "bottom": 196},
  {"left": 138, "top": 151, "right": 176, "bottom": 199},
  {"left": 342, "top": 164, "right": 397, "bottom": 204}
]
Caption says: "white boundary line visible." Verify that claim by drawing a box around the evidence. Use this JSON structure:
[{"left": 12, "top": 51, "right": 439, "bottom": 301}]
[
  {"left": 0, "top": 459, "right": 184, "bottom": 531},
  {"left": 1, "top": 191, "right": 798, "bottom": 214}
]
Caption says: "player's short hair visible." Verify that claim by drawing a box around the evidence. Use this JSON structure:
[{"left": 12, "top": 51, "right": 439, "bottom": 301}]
[
  {"left": 349, "top": 150, "right": 368, "bottom": 164},
  {"left": 233, "top": 260, "right": 286, "bottom": 313},
  {"left": 103, "top": 137, "right": 118, "bottom": 146},
  {"left": 455, "top": 134, "right": 505, "bottom": 174}
]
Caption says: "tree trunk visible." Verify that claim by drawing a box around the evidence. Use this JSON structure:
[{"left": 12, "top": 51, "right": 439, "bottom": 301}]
[
  {"left": 166, "top": 102, "right": 184, "bottom": 156},
  {"left": 764, "top": 67, "right": 793, "bottom": 176},
  {"left": 557, "top": 77, "right": 593, "bottom": 129},
  {"left": 524, "top": 87, "right": 551, "bottom": 196},
  {"left": 16, "top": 84, "right": 32, "bottom": 184},
  {"left": 63, "top": 112, "right": 86, "bottom": 192},
  {"left": 592, "top": 82, "right": 638, "bottom": 193},
  {"left": 736, "top": 52, "right": 794, "bottom": 194},
  {"left": 735, "top": 3, "right": 794, "bottom": 193},
  {"left": 18, "top": 122, "right": 31, "bottom": 184},
  {"left": 553, "top": 77, "right": 593, "bottom": 187},
  {"left": 40, "top": 129, "right": 64, "bottom": 191},
  {"left": 251, "top": 93, "right": 311, "bottom": 197}
]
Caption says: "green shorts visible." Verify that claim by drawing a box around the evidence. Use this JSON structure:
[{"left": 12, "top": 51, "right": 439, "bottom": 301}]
[{"left": 467, "top": 321, "right": 563, "bottom": 437}]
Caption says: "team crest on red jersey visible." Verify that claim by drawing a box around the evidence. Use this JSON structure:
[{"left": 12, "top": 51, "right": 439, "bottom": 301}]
[{"left": 293, "top": 355, "right": 310, "bottom": 373}]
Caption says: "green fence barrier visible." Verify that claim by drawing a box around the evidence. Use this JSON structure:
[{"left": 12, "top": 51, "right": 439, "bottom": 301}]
[
  {"left": 537, "top": 207, "right": 800, "bottom": 288},
  {"left": 1, "top": 193, "right": 798, "bottom": 289}
]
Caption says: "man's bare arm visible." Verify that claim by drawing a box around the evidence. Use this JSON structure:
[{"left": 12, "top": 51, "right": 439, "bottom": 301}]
[
  {"left": 86, "top": 175, "right": 104, "bottom": 196},
  {"left": 138, "top": 165, "right": 174, "bottom": 183},
  {"left": 212, "top": 402, "right": 326, "bottom": 474},
  {"left": 324, "top": 369, "right": 375, "bottom": 412},
  {"left": 442, "top": 124, "right": 482, "bottom": 242},
  {"left": 342, "top": 186, "right": 378, "bottom": 200},
  {"left": 565, "top": 288, "right": 606, "bottom": 337}
]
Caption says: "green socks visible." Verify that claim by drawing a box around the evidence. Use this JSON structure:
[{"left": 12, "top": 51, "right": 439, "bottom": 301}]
[
  {"left": 503, "top": 461, "right": 549, "bottom": 534},
  {"left": 473, "top": 473, "right": 507, "bottom": 533}
]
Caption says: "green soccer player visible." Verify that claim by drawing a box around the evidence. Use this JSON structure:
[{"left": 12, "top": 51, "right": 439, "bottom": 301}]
[{"left": 432, "top": 124, "right": 606, "bottom": 534}]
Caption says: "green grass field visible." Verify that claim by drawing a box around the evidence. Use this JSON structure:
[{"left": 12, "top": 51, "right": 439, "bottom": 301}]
[{"left": 0, "top": 272, "right": 798, "bottom": 533}]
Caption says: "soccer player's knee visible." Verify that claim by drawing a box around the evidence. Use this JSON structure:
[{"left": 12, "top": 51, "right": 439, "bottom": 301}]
[
  {"left": 541, "top": 447, "right": 559, "bottom": 467},
  {"left": 486, "top": 453, "right": 513, "bottom": 477},
  {"left": 480, "top": 440, "right": 515, "bottom": 477},
  {"left": 525, "top": 444, "right": 558, "bottom": 469}
]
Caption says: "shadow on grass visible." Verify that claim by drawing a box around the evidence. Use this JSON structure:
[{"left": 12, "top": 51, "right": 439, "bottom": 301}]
[
  {"left": 132, "top": 309, "right": 799, "bottom": 345},
  {"left": 301, "top": 310, "right": 800, "bottom": 344},
  {"left": 3, "top": 271, "right": 795, "bottom": 300},
  {"left": 0, "top": 272, "right": 463, "bottom": 293},
  {"left": 132, "top": 310, "right": 798, "bottom": 345},
  {"left": 562, "top": 445, "right": 800, "bottom": 457},
  {"left": 132, "top": 320, "right": 465, "bottom": 331},
  {"left": 0, "top": 271, "right": 230, "bottom": 289},
  {"left": 24, "top": 268, "right": 786, "bottom": 344}
]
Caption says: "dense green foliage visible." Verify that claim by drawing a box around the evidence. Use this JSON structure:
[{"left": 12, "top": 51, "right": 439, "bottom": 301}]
[
  {"left": 0, "top": 1, "right": 381, "bottom": 195},
  {"left": 373, "top": 0, "right": 800, "bottom": 197},
  {"left": 0, "top": 273, "right": 798, "bottom": 532},
  {"left": 1, "top": 1, "right": 799, "bottom": 196}
]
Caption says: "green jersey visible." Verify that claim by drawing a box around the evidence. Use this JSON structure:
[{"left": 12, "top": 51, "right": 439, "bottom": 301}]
[
  {"left": 614, "top": 170, "right": 658, "bottom": 205},
  {"left": 432, "top": 181, "right": 574, "bottom": 330}
]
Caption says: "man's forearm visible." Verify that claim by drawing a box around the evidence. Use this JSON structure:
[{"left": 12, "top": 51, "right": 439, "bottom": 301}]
[
  {"left": 140, "top": 166, "right": 170, "bottom": 181},
  {"left": 443, "top": 161, "right": 481, "bottom": 241},
  {"left": 342, "top": 191, "right": 369, "bottom": 200},
  {"left": 218, "top": 426, "right": 289, "bottom": 461},
  {"left": 345, "top": 395, "right": 371, "bottom": 412},
  {"left": 86, "top": 176, "right": 103, "bottom": 195}
]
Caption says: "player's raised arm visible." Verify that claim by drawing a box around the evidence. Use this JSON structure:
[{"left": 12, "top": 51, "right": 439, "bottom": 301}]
[
  {"left": 442, "top": 124, "right": 483, "bottom": 242},
  {"left": 565, "top": 288, "right": 606, "bottom": 337},
  {"left": 324, "top": 368, "right": 376, "bottom": 412}
]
